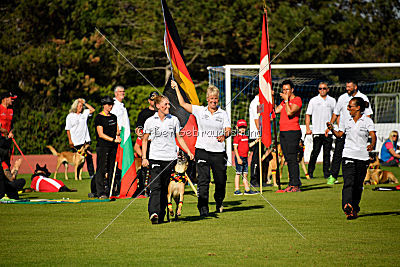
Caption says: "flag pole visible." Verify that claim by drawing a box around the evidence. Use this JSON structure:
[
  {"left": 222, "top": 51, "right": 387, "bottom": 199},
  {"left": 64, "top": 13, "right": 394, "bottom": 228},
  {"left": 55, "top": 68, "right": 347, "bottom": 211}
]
[
  {"left": 272, "top": 110, "right": 281, "bottom": 190},
  {"left": 258, "top": 132, "right": 263, "bottom": 194}
]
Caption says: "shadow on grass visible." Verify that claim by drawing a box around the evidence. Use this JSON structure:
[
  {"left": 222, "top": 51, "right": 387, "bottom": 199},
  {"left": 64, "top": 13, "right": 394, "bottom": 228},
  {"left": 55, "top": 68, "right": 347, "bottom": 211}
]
[
  {"left": 175, "top": 201, "right": 264, "bottom": 222},
  {"left": 358, "top": 211, "right": 400, "bottom": 217},
  {"left": 299, "top": 183, "right": 333, "bottom": 191}
]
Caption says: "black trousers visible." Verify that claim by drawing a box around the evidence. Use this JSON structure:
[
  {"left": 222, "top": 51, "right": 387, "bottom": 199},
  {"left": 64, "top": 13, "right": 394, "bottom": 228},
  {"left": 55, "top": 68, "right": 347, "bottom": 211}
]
[
  {"left": 280, "top": 130, "right": 302, "bottom": 187},
  {"left": 331, "top": 136, "right": 345, "bottom": 179},
  {"left": 74, "top": 144, "right": 95, "bottom": 177},
  {"left": 95, "top": 146, "right": 117, "bottom": 197},
  {"left": 195, "top": 149, "right": 227, "bottom": 212},
  {"left": 341, "top": 157, "right": 369, "bottom": 213},
  {"left": 308, "top": 134, "right": 333, "bottom": 178},
  {"left": 250, "top": 139, "right": 261, "bottom": 186},
  {"left": 0, "top": 173, "right": 25, "bottom": 200},
  {"left": 148, "top": 160, "right": 175, "bottom": 222}
]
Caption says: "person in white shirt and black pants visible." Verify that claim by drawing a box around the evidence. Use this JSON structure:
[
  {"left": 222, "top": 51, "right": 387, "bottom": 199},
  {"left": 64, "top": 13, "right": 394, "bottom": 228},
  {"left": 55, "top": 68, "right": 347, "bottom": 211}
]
[
  {"left": 305, "top": 82, "right": 336, "bottom": 179},
  {"left": 327, "top": 81, "right": 373, "bottom": 184},
  {"left": 327, "top": 97, "right": 376, "bottom": 220},
  {"left": 172, "top": 80, "right": 231, "bottom": 216},
  {"left": 142, "top": 95, "right": 194, "bottom": 224}
]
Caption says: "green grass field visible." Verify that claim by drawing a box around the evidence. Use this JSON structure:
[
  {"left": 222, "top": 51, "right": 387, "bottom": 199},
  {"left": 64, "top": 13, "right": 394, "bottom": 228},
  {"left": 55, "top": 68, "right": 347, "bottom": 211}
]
[{"left": 1, "top": 164, "right": 399, "bottom": 266}]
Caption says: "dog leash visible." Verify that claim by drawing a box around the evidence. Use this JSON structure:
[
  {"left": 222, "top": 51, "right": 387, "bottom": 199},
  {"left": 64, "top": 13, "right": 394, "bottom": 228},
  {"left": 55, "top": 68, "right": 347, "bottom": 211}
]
[{"left": 12, "top": 138, "right": 35, "bottom": 173}]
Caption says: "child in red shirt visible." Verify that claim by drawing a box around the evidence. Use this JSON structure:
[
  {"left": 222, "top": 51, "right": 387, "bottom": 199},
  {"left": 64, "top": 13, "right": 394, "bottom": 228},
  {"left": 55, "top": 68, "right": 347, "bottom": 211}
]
[{"left": 233, "top": 120, "right": 257, "bottom": 195}]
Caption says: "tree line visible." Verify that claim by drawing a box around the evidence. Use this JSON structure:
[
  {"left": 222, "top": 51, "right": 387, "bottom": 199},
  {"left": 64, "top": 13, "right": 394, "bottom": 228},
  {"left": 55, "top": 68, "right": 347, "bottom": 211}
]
[{"left": 1, "top": 0, "right": 399, "bottom": 154}]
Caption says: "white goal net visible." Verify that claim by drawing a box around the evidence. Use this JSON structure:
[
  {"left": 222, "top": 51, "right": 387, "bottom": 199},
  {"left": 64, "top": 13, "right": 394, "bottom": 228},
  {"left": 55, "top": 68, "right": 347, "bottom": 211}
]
[{"left": 207, "top": 63, "right": 400, "bottom": 165}]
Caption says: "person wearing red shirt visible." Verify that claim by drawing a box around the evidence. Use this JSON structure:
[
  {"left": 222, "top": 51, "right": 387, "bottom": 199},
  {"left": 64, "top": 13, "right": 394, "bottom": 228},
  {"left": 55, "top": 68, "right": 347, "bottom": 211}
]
[
  {"left": 233, "top": 120, "right": 257, "bottom": 195},
  {"left": 0, "top": 92, "right": 17, "bottom": 166},
  {"left": 275, "top": 80, "right": 302, "bottom": 192}
]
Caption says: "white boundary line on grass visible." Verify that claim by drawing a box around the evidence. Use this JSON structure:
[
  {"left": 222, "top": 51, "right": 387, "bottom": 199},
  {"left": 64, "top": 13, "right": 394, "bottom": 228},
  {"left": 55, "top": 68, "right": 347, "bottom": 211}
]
[{"left": 95, "top": 160, "right": 176, "bottom": 240}]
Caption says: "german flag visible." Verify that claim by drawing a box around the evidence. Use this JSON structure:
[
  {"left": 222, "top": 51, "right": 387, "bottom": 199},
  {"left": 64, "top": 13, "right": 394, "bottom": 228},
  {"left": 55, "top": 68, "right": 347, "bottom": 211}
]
[
  {"left": 161, "top": 0, "right": 199, "bottom": 106},
  {"left": 162, "top": 0, "right": 199, "bottom": 155}
]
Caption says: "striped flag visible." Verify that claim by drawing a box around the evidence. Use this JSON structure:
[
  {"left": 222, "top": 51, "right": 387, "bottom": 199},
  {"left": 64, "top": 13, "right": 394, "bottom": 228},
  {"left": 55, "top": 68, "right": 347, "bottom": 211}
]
[
  {"left": 116, "top": 109, "right": 137, "bottom": 198},
  {"left": 161, "top": 0, "right": 199, "bottom": 106},
  {"left": 161, "top": 0, "right": 199, "bottom": 155},
  {"left": 259, "top": 9, "right": 273, "bottom": 147}
]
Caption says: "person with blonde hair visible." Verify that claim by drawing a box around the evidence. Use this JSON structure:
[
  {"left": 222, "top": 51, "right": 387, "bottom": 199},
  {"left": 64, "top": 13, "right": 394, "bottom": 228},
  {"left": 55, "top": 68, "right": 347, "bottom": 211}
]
[
  {"left": 141, "top": 95, "right": 193, "bottom": 224},
  {"left": 65, "top": 98, "right": 96, "bottom": 180},
  {"left": 380, "top": 130, "right": 400, "bottom": 166},
  {"left": 171, "top": 80, "right": 231, "bottom": 216}
]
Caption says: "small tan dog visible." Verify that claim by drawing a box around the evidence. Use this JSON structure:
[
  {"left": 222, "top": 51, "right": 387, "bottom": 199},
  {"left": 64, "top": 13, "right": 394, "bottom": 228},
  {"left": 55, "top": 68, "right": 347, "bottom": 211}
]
[
  {"left": 167, "top": 152, "right": 192, "bottom": 219},
  {"left": 364, "top": 154, "right": 398, "bottom": 185},
  {"left": 47, "top": 144, "right": 90, "bottom": 180}
]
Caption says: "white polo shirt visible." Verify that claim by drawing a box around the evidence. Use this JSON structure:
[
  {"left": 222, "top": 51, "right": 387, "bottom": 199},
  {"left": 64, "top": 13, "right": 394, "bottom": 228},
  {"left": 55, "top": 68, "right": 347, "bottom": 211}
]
[
  {"left": 144, "top": 113, "right": 180, "bottom": 161},
  {"left": 192, "top": 105, "right": 231, "bottom": 152},
  {"left": 65, "top": 109, "right": 91, "bottom": 146},
  {"left": 249, "top": 95, "right": 260, "bottom": 139},
  {"left": 111, "top": 98, "right": 129, "bottom": 130},
  {"left": 306, "top": 95, "right": 336, "bottom": 134},
  {"left": 334, "top": 91, "right": 373, "bottom": 126},
  {"left": 339, "top": 114, "right": 375, "bottom": 161}
]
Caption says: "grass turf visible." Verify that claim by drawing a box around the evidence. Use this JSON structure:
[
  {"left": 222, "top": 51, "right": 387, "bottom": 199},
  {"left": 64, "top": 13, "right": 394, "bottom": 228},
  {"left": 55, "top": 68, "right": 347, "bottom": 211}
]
[{"left": 1, "top": 164, "right": 399, "bottom": 266}]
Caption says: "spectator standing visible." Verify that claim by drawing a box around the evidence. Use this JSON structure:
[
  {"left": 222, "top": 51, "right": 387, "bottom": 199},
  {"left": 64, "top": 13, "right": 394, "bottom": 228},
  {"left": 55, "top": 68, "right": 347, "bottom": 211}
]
[
  {"left": 110, "top": 86, "right": 130, "bottom": 193},
  {"left": 0, "top": 92, "right": 17, "bottom": 169},
  {"left": 141, "top": 95, "right": 193, "bottom": 224},
  {"left": 275, "top": 80, "right": 302, "bottom": 192},
  {"left": 94, "top": 96, "right": 121, "bottom": 199},
  {"left": 327, "top": 81, "right": 373, "bottom": 185},
  {"left": 380, "top": 130, "right": 400, "bottom": 166},
  {"left": 248, "top": 94, "right": 263, "bottom": 187},
  {"left": 134, "top": 91, "right": 160, "bottom": 197},
  {"left": 65, "top": 98, "right": 96, "bottom": 182},
  {"left": 327, "top": 97, "right": 376, "bottom": 219},
  {"left": 135, "top": 91, "right": 159, "bottom": 137},
  {"left": 172, "top": 80, "right": 231, "bottom": 216},
  {"left": 233, "top": 119, "right": 257, "bottom": 195},
  {"left": 305, "top": 82, "right": 336, "bottom": 179}
]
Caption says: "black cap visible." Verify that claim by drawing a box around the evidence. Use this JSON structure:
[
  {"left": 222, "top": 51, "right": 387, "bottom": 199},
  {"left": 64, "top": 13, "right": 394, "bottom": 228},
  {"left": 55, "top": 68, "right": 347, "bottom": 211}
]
[
  {"left": 101, "top": 96, "right": 114, "bottom": 105},
  {"left": 0, "top": 92, "right": 17, "bottom": 100},
  {"left": 148, "top": 91, "right": 159, "bottom": 100}
]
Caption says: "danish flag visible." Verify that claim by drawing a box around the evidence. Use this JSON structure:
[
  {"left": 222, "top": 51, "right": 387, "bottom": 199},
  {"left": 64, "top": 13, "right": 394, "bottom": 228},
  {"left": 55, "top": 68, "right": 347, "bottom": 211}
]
[{"left": 258, "top": 9, "right": 273, "bottom": 147}]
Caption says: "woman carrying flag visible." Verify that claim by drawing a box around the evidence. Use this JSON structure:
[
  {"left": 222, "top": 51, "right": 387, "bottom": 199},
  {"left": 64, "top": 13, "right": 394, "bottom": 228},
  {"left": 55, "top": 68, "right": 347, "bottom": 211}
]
[{"left": 171, "top": 80, "right": 231, "bottom": 217}]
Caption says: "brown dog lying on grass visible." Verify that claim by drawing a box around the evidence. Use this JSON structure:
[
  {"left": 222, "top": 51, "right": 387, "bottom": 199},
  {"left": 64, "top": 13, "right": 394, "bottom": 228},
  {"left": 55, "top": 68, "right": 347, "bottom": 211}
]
[
  {"left": 364, "top": 154, "right": 398, "bottom": 185},
  {"left": 47, "top": 144, "right": 90, "bottom": 180}
]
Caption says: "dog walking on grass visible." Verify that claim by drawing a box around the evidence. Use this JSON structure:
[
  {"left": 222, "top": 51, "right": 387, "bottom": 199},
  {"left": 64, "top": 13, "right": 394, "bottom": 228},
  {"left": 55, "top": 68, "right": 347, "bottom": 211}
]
[{"left": 47, "top": 144, "right": 90, "bottom": 180}]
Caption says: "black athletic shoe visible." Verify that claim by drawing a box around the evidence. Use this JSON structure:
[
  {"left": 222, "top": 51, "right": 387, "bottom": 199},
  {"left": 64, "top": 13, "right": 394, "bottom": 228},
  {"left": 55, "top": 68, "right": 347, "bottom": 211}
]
[
  {"left": 344, "top": 203, "right": 357, "bottom": 220},
  {"left": 199, "top": 206, "right": 209, "bottom": 217}
]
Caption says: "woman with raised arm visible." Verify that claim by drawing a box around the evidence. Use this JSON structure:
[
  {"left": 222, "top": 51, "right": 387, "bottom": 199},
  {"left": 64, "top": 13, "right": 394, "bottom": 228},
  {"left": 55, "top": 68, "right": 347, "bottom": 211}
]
[
  {"left": 327, "top": 97, "right": 376, "bottom": 220},
  {"left": 171, "top": 80, "right": 231, "bottom": 216},
  {"left": 141, "top": 95, "right": 194, "bottom": 224},
  {"left": 274, "top": 80, "right": 302, "bottom": 192}
]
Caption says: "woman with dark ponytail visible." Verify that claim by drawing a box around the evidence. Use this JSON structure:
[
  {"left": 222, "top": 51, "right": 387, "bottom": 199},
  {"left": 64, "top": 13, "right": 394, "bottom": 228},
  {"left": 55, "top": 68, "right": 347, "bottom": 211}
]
[{"left": 327, "top": 97, "right": 376, "bottom": 220}]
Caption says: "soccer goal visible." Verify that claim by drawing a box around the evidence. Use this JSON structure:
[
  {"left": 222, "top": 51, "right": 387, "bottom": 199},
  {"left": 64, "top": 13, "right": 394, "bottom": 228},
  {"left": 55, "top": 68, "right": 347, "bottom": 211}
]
[{"left": 207, "top": 63, "right": 400, "bottom": 165}]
